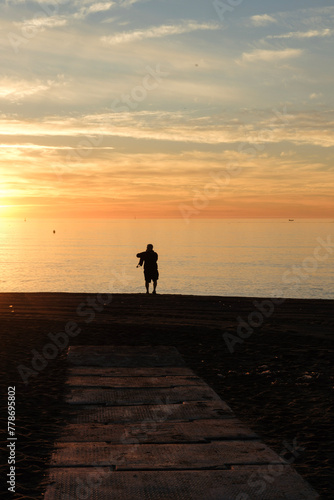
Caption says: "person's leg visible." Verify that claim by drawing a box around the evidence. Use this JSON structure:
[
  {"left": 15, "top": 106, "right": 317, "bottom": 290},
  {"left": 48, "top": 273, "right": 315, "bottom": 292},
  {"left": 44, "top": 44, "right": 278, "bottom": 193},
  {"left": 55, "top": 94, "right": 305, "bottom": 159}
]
[
  {"left": 152, "top": 280, "right": 157, "bottom": 294},
  {"left": 145, "top": 281, "right": 149, "bottom": 294}
]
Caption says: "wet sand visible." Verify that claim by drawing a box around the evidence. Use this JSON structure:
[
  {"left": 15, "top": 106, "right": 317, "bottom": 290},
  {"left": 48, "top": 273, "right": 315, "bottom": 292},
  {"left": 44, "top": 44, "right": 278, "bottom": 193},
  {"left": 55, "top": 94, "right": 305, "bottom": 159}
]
[{"left": 0, "top": 293, "right": 333, "bottom": 499}]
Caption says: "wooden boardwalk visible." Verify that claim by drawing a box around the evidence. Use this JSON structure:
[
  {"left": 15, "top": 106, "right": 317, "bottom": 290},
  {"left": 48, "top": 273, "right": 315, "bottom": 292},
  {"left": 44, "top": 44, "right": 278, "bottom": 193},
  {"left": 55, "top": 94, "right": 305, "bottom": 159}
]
[{"left": 44, "top": 346, "right": 319, "bottom": 499}]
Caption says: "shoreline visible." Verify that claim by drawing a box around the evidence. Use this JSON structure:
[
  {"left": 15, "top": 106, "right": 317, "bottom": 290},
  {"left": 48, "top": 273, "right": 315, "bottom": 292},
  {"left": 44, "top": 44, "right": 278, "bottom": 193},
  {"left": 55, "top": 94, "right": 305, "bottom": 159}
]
[
  {"left": 1, "top": 291, "right": 333, "bottom": 298},
  {"left": 1, "top": 293, "right": 333, "bottom": 498}
]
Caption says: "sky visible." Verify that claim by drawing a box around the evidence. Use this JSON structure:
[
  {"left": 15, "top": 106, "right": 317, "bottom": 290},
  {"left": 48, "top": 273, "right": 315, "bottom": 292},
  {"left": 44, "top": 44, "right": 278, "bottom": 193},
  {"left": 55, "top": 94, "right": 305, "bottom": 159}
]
[{"left": 0, "top": 0, "right": 334, "bottom": 218}]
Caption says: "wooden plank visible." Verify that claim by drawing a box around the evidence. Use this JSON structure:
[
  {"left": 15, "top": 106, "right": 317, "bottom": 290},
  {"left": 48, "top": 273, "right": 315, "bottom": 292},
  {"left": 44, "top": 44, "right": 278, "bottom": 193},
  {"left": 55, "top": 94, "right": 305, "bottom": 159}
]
[
  {"left": 57, "top": 418, "right": 259, "bottom": 443},
  {"left": 68, "top": 366, "right": 194, "bottom": 377},
  {"left": 50, "top": 441, "right": 284, "bottom": 468},
  {"left": 69, "top": 401, "right": 234, "bottom": 424},
  {"left": 67, "top": 346, "right": 186, "bottom": 367},
  {"left": 44, "top": 468, "right": 320, "bottom": 500},
  {"left": 43, "top": 346, "right": 319, "bottom": 499},
  {"left": 66, "top": 375, "right": 207, "bottom": 388},
  {"left": 68, "top": 346, "right": 182, "bottom": 356},
  {"left": 66, "top": 385, "right": 222, "bottom": 405}
]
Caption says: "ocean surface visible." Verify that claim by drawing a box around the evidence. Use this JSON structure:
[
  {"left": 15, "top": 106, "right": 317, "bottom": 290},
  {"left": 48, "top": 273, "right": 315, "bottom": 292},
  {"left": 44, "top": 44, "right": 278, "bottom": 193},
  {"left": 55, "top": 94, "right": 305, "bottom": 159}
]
[{"left": 0, "top": 218, "right": 333, "bottom": 299}]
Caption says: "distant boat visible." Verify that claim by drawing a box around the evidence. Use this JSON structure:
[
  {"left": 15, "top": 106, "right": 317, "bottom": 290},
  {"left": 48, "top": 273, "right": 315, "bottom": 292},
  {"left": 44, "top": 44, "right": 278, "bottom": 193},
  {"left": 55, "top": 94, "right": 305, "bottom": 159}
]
[
  {"left": 53, "top": 230, "right": 56, "bottom": 233},
  {"left": 289, "top": 219, "right": 294, "bottom": 221}
]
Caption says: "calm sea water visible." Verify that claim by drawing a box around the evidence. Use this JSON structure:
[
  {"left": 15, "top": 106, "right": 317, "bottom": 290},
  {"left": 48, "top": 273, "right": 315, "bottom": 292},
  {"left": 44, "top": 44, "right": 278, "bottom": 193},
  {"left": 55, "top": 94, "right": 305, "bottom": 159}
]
[{"left": 0, "top": 218, "right": 333, "bottom": 299}]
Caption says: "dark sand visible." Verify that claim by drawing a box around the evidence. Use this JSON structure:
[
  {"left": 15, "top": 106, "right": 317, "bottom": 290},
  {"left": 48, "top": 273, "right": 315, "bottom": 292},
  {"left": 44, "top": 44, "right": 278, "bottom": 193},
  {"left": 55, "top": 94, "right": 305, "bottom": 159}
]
[{"left": 0, "top": 293, "right": 333, "bottom": 499}]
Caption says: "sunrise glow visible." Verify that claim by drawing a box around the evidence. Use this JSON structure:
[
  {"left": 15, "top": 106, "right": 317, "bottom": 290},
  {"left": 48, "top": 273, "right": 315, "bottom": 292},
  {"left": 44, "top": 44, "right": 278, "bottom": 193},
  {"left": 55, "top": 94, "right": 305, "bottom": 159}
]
[{"left": 1, "top": 1, "right": 333, "bottom": 218}]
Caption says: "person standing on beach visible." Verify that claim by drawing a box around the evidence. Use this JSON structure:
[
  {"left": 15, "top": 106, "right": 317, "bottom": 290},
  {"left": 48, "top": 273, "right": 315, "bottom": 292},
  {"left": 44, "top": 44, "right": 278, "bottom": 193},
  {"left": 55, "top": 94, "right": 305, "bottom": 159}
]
[{"left": 136, "top": 244, "right": 159, "bottom": 294}]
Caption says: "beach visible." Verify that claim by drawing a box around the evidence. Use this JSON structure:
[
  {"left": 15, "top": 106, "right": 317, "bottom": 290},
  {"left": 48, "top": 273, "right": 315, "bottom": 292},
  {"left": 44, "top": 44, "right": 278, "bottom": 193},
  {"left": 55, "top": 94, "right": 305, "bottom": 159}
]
[{"left": 1, "top": 293, "right": 333, "bottom": 499}]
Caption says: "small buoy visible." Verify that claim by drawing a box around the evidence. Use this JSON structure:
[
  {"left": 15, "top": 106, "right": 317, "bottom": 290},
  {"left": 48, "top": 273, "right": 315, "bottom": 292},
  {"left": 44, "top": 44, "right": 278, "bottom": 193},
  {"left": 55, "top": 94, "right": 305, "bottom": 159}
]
[{"left": 53, "top": 230, "right": 56, "bottom": 233}]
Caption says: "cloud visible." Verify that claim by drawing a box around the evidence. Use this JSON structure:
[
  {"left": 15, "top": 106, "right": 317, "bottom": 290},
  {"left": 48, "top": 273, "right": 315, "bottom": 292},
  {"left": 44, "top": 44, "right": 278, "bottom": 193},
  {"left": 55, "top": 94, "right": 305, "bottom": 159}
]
[
  {"left": 0, "top": 144, "right": 114, "bottom": 150},
  {"left": 1, "top": 147, "right": 332, "bottom": 218},
  {"left": 267, "top": 28, "right": 332, "bottom": 40},
  {"left": 9, "top": 0, "right": 145, "bottom": 5},
  {"left": 0, "top": 80, "right": 49, "bottom": 102},
  {"left": 101, "top": 16, "right": 118, "bottom": 23},
  {"left": 15, "top": 15, "right": 68, "bottom": 31},
  {"left": 118, "top": 0, "right": 146, "bottom": 5},
  {"left": 0, "top": 76, "right": 66, "bottom": 102},
  {"left": 239, "top": 48, "right": 302, "bottom": 64},
  {"left": 309, "top": 93, "right": 322, "bottom": 100},
  {"left": 1, "top": 108, "right": 334, "bottom": 148},
  {"left": 74, "top": 2, "right": 115, "bottom": 19},
  {"left": 251, "top": 14, "right": 277, "bottom": 27},
  {"left": 10, "top": 1, "right": 140, "bottom": 27},
  {"left": 101, "top": 20, "right": 220, "bottom": 45},
  {"left": 84, "top": 2, "right": 114, "bottom": 13}
]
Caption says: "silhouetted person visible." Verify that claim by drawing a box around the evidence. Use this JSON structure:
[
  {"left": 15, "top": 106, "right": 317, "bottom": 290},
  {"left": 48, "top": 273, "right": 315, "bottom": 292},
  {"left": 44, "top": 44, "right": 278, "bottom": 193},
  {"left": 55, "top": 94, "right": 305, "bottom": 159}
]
[{"left": 136, "top": 244, "right": 159, "bottom": 294}]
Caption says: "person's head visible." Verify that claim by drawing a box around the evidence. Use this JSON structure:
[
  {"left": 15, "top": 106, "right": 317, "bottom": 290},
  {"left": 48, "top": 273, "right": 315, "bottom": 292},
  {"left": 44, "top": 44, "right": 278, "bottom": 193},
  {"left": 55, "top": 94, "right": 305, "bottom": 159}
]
[{"left": 147, "top": 244, "right": 153, "bottom": 251}]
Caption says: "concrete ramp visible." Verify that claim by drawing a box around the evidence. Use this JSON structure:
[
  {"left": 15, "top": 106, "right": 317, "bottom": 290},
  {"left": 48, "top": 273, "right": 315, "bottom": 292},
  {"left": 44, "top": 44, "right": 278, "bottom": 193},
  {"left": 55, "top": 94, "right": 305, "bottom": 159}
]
[{"left": 44, "top": 346, "right": 319, "bottom": 499}]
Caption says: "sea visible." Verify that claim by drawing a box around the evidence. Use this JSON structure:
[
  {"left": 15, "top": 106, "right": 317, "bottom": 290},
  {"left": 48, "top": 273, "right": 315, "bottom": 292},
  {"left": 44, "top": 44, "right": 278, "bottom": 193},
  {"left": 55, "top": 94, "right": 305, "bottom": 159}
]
[{"left": 0, "top": 218, "right": 333, "bottom": 299}]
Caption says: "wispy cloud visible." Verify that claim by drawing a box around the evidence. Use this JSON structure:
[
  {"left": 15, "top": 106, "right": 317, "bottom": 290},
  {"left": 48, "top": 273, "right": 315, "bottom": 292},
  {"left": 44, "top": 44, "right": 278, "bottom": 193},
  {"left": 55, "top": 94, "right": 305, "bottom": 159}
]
[
  {"left": 15, "top": 15, "right": 68, "bottom": 30},
  {"left": 267, "top": 28, "right": 332, "bottom": 40},
  {"left": 0, "top": 80, "right": 49, "bottom": 102},
  {"left": 10, "top": 1, "right": 141, "bottom": 28},
  {"left": 87, "top": 1, "right": 115, "bottom": 12},
  {"left": 239, "top": 48, "right": 302, "bottom": 64},
  {"left": 0, "top": 144, "right": 114, "bottom": 150},
  {"left": 1, "top": 147, "right": 332, "bottom": 218},
  {"left": 118, "top": 0, "right": 148, "bottom": 6},
  {"left": 251, "top": 14, "right": 277, "bottom": 27},
  {"left": 74, "top": 2, "right": 115, "bottom": 19},
  {"left": 1, "top": 109, "right": 334, "bottom": 148},
  {"left": 0, "top": 76, "right": 66, "bottom": 103},
  {"left": 101, "top": 16, "right": 118, "bottom": 23},
  {"left": 101, "top": 20, "right": 220, "bottom": 45}
]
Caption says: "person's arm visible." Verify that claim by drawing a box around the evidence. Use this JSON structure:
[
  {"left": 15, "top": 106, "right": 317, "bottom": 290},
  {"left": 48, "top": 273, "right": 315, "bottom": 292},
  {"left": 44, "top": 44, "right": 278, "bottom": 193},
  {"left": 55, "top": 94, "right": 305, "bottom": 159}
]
[{"left": 136, "top": 252, "right": 145, "bottom": 267}]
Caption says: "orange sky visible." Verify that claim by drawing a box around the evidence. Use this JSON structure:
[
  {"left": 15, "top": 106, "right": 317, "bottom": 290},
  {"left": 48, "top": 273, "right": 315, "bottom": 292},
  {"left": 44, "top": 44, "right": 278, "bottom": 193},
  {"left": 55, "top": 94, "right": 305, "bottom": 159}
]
[{"left": 1, "top": 2, "right": 334, "bottom": 218}]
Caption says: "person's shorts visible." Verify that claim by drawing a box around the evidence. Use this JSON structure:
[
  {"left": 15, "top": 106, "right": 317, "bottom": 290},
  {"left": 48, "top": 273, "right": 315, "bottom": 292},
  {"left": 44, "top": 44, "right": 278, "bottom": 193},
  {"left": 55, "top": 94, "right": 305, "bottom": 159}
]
[{"left": 144, "top": 268, "right": 159, "bottom": 283}]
